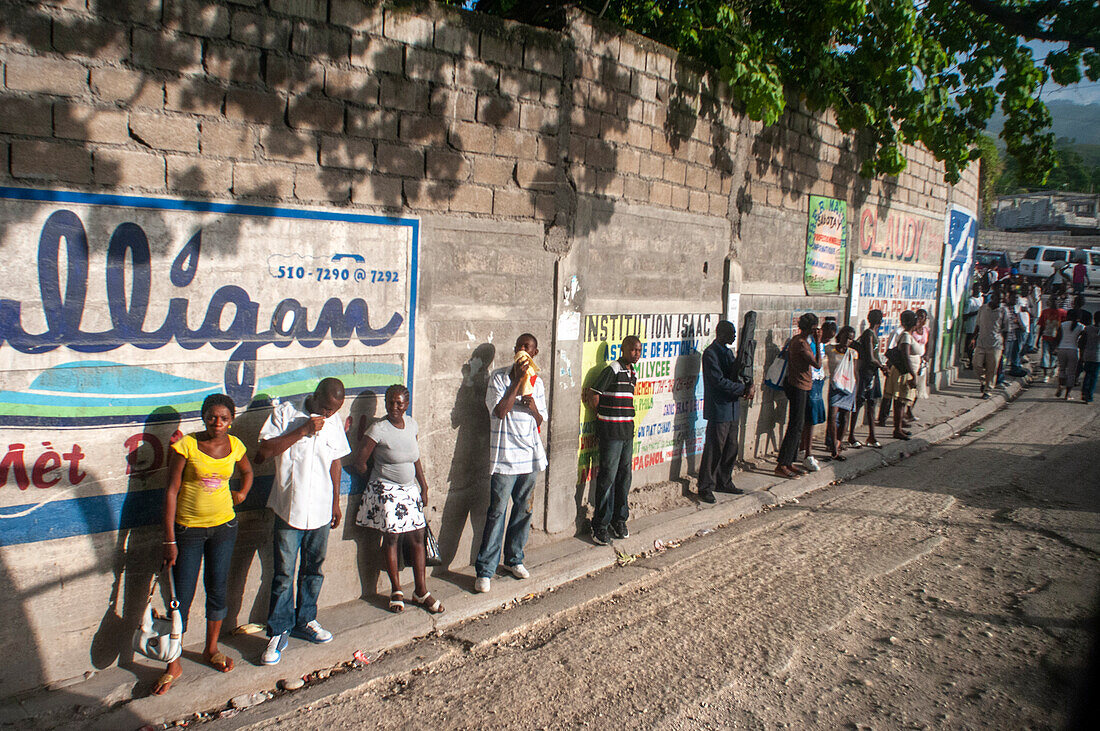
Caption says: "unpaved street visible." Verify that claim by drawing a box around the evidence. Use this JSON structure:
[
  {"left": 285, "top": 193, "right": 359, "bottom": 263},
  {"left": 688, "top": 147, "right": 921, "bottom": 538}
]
[{"left": 247, "top": 384, "right": 1100, "bottom": 730}]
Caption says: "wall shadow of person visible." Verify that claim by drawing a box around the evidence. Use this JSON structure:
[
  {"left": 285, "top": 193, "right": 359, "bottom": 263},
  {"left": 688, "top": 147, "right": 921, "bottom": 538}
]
[
  {"left": 753, "top": 332, "right": 786, "bottom": 464},
  {"left": 437, "top": 344, "right": 495, "bottom": 578},
  {"left": 90, "top": 406, "right": 182, "bottom": 673},
  {"left": 668, "top": 346, "right": 703, "bottom": 495},
  {"left": 575, "top": 341, "right": 611, "bottom": 533},
  {"left": 339, "top": 389, "right": 388, "bottom": 606}
]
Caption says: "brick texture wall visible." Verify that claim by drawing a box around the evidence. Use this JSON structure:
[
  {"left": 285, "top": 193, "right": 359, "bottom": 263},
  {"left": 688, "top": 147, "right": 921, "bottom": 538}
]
[{"left": 0, "top": 0, "right": 981, "bottom": 694}]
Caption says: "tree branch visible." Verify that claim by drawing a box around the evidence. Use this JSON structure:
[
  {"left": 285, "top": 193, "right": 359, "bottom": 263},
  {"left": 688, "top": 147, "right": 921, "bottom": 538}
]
[{"left": 959, "top": 0, "right": 1100, "bottom": 49}]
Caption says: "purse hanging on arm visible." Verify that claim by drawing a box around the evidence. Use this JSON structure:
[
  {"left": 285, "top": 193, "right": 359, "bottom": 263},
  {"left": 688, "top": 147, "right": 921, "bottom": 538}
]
[{"left": 133, "top": 570, "right": 183, "bottom": 663}]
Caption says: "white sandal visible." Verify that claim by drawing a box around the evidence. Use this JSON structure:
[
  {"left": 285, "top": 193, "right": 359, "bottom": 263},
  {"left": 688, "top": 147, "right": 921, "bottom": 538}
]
[
  {"left": 412, "top": 592, "right": 444, "bottom": 614},
  {"left": 388, "top": 591, "right": 405, "bottom": 613}
]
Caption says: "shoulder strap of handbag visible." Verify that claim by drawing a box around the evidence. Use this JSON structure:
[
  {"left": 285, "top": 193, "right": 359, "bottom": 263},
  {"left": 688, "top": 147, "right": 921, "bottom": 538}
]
[{"left": 148, "top": 570, "right": 180, "bottom": 610}]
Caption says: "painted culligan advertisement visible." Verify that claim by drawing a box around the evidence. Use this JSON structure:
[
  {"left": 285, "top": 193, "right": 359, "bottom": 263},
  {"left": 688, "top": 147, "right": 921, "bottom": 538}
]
[
  {"left": 805, "top": 195, "right": 847, "bottom": 294},
  {"left": 937, "top": 206, "right": 977, "bottom": 371},
  {"left": 577, "top": 313, "right": 717, "bottom": 485},
  {"left": 0, "top": 187, "right": 418, "bottom": 545}
]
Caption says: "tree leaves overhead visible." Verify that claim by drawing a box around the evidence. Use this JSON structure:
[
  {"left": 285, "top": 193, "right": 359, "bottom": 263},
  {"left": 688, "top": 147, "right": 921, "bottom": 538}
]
[{"left": 460, "top": 1, "right": 1099, "bottom": 185}]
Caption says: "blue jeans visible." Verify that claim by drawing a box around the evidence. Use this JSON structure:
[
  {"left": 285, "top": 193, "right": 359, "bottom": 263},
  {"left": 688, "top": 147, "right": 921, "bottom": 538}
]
[
  {"left": 592, "top": 435, "right": 633, "bottom": 529},
  {"left": 173, "top": 518, "right": 237, "bottom": 633},
  {"left": 474, "top": 471, "right": 538, "bottom": 578},
  {"left": 1082, "top": 361, "right": 1099, "bottom": 402},
  {"left": 267, "top": 516, "right": 329, "bottom": 637},
  {"left": 1006, "top": 336, "right": 1026, "bottom": 375}
]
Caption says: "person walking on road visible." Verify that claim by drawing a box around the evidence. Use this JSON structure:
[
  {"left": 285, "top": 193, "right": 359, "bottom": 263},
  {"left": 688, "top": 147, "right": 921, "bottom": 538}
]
[
  {"left": 1079, "top": 312, "right": 1100, "bottom": 404},
  {"left": 1072, "top": 258, "right": 1090, "bottom": 295},
  {"left": 584, "top": 335, "right": 642, "bottom": 545},
  {"left": 697, "top": 320, "right": 754, "bottom": 503},
  {"left": 155, "top": 394, "right": 253, "bottom": 695},
  {"left": 775, "top": 314, "right": 821, "bottom": 479},
  {"left": 973, "top": 291, "right": 1008, "bottom": 398},
  {"left": 473, "top": 334, "right": 548, "bottom": 593},
  {"left": 1055, "top": 312, "right": 1086, "bottom": 401},
  {"left": 1037, "top": 295, "right": 1067, "bottom": 383},
  {"left": 258, "top": 378, "right": 350, "bottom": 665}
]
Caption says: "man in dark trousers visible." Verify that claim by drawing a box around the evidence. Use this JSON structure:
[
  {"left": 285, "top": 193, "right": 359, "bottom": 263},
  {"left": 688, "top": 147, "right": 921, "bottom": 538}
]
[
  {"left": 697, "top": 320, "right": 755, "bottom": 503},
  {"left": 583, "top": 335, "right": 642, "bottom": 545}
]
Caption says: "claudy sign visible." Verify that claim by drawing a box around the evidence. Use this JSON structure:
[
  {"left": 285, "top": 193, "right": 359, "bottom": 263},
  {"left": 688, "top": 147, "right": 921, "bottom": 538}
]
[{"left": 0, "top": 187, "right": 418, "bottom": 543}]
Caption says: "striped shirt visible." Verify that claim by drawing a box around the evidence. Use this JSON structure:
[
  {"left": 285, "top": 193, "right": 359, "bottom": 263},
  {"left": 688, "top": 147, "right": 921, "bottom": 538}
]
[
  {"left": 485, "top": 367, "right": 548, "bottom": 475},
  {"left": 591, "top": 360, "right": 637, "bottom": 440}
]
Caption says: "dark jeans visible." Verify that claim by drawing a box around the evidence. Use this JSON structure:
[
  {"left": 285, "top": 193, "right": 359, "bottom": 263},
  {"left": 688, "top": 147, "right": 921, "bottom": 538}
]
[
  {"left": 267, "top": 516, "right": 329, "bottom": 637},
  {"left": 1082, "top": 361, "right": 1099, "bottom": 403},
  {"left": 592, "top": 434, "right": 633, "bottom": 529},
  {"left": 474, "top": 471, "right": 538, "bottom": 578},
  {"left": 698, "top": 420, "right": 738, "bottom": 493},
  {"left": 778, "top": 385, "right": 809, "bottom": 467},
  {"left": 173, "top": 518, "right": 237, "bottom": 633}
]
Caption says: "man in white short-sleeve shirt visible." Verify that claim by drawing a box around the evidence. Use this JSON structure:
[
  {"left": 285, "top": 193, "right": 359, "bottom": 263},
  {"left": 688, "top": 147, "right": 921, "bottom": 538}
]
[
  {"left": 257, "top": 377, "right": 350, "bottom": 665},
  {"left": 473, "top": 334, "right": 547, "bottom": 594}
]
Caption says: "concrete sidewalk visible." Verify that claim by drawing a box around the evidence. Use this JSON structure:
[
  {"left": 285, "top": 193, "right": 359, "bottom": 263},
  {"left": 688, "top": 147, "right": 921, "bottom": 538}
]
[{"left": 1, "top": 372, "right": 1024, "bottom": 730}]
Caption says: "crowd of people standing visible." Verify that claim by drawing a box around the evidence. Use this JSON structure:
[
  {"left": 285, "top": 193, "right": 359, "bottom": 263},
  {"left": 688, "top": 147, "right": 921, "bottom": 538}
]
[{"left": 963, "top": 269, "right": 1099, "bottom": 403}]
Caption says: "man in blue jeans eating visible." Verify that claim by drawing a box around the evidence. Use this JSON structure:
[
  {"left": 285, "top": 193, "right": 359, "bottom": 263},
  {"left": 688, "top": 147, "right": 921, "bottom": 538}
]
[
  {"left": 584, "top": 335, "right": 642, "bottom": 545},
  {"left": 257, "top": 377, "right": 350, "bottom": 665},
  {"left": 474, "top": 334, "right": 547, "bottom": 593}
]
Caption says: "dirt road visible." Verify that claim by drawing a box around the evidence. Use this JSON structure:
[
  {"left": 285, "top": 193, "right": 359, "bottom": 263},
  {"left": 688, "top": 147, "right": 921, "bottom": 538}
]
[{"left": 244, "top": 384, "right": 1100, "bottom": 730}]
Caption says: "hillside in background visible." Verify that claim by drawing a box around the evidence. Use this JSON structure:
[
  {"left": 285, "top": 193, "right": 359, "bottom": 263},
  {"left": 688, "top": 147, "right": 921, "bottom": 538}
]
[
  {"left": 988, "top": 101, "right": 1100, "bottom": 194},
  {"left": 986, "top": 100, "right": 1100, "bottom": 148}
]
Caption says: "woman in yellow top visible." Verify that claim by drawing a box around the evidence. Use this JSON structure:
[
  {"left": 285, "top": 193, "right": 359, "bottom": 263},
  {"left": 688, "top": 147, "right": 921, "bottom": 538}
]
[{"left": 155, "top": 394, "right": 253, "bottom": 695}]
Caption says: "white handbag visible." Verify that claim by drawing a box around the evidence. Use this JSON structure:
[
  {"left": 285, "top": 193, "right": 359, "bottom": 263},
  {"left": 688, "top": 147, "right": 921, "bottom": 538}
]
[{"left": 133, "top": 571, "right": 183, "bottom": 663}]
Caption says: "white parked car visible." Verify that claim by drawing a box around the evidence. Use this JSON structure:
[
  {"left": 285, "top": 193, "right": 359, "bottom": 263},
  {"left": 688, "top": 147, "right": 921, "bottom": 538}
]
[{"left": 1017, "top": 245, "right": 1075, "bottom": 280}]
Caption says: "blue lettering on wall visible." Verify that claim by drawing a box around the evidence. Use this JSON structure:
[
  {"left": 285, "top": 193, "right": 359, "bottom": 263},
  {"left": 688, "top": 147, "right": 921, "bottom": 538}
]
[{"left": 0, "top": 210, "right": 403, "bottom": 404}]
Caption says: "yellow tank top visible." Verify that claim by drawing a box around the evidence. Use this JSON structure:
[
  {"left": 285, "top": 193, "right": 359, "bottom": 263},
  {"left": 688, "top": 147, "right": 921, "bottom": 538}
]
[{"left": 173, "top": 434, "right": 246, "bottom": 528}]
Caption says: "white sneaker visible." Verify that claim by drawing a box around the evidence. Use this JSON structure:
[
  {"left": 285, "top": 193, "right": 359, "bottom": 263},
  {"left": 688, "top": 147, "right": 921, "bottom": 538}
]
[
  {"left": 474, "top": 577, "right": 491, "bottom": 593},
  {"left": 505, "top": 563, "right": 530, "bottom": 580},
  {"left": 262, "top": 632, "right": 288, "bottom": 665},
  {"left": 803, "top": 456, "right": 821, "bottom": 472}
]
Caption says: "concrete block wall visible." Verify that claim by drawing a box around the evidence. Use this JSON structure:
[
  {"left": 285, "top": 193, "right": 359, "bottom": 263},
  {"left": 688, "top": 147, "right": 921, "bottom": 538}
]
[{"left": 0, "top": 0, "right": 980, "bottom": 695}]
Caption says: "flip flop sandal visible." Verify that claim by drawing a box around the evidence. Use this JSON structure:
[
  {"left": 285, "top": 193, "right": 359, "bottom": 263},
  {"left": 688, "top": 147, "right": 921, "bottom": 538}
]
[
  {"left": 847, "top": 441, "right": 863, "bottom": 448},
  {"left": 413, "top": 592, "right": 445, "bottom": 614},
  {"left": 206, "top": 652, "right": 233, "bottom": 673},
  {"left": 389, "top": 591, "right": 405, "bottom": 613},
  {"left": 866, "top": 440, "right": 883, "bottom": 448},
  {"left": 152, "top": 671, "right": 180, "bottom": 695}
]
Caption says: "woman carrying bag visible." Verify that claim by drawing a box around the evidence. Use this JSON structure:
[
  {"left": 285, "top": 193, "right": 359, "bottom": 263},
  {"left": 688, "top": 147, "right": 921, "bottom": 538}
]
[
  {"left": 155, "top": 394, "right": 253, "bottom": 695},
  {"left": 353, "top": 384, "right": 444, "bottom": 615}
]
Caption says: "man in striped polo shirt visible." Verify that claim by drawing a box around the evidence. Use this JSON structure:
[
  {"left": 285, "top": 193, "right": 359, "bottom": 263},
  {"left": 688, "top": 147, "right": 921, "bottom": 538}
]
[
  {"left": 584, "top": 335, "right": 642, "bottom": 545},
  {"left": 473, "top": 333, "right": 548, "bottom": 593}
]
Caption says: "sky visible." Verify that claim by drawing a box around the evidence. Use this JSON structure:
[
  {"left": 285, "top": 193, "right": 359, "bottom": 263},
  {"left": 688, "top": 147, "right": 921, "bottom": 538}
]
[{"left": 1025, "top": 41, "right": 1098, "bottom": 105}]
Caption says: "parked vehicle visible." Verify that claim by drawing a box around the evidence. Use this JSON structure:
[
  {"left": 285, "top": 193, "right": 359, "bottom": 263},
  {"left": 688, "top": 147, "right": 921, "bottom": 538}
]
[
  {"left": 1017, "top": 245, "right": 1075, "bottom": 281},
  {"left": 973, "top": 249, "right": 1012, "bottom": 280}
]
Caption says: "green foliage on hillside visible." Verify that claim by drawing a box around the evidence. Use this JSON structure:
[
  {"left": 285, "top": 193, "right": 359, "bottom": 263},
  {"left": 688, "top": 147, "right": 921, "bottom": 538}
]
[
  {"left": 995, "top": 139, "right": 1100, "bottom": 193},
  {"left": 457, "top": 1, "right": 1100, "bottom": 186}
]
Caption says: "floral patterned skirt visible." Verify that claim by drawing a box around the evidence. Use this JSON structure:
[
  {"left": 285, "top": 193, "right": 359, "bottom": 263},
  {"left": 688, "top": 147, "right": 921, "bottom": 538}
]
[{"left": 355, "top": 477, "right": 425, "bottom": 534}]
